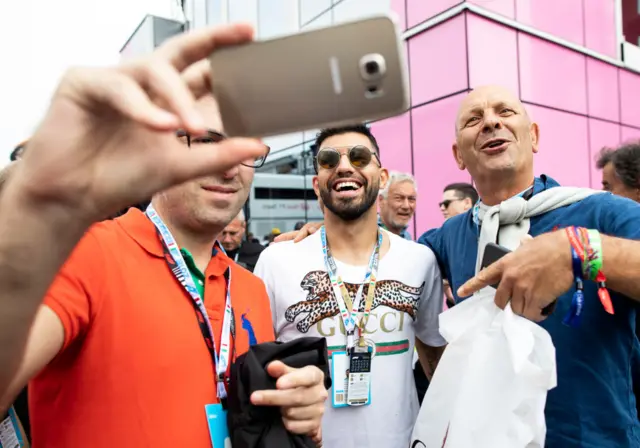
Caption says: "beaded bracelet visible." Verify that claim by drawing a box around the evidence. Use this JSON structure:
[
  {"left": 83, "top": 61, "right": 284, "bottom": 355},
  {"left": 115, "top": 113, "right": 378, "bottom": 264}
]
[{"left": 564, "top": 226, "right": 614, "bottom": 317}]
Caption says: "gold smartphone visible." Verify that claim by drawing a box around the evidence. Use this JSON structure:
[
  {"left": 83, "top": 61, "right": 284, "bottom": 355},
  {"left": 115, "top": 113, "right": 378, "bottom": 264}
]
[{"left": 209, "top": 14, "right": 409, "bottom": 138}]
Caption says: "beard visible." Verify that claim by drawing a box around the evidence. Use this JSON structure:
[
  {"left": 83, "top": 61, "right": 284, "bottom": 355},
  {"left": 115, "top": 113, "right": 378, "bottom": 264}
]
[{"left": 320, "top": 176, "right": 380, "bottom": 221}]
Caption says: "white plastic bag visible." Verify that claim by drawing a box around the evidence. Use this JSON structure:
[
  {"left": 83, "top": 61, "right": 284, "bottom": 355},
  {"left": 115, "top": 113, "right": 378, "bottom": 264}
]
[{"left": 410, "top": 290, "right": 557, "bottom": 448}]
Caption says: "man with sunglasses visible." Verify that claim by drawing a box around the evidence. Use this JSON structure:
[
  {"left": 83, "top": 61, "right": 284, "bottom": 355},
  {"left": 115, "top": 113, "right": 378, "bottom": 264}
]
[
  {"left": 439, "top": 182, "right": 478, "bottom": 220},
  {"left": 254, "top": 125, "right": 446, "bottom": 448},
  {"left": 0, "top": 24, "right": 327, "bottom": 448},
  {"left": 439, "top": 182, "right": 478, "bottom": 308}
]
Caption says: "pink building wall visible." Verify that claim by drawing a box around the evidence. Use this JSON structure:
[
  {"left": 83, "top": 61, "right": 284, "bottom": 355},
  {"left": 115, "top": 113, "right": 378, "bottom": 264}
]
[{"left": 371, "top": 0, "right": 640, "bottom": 238}]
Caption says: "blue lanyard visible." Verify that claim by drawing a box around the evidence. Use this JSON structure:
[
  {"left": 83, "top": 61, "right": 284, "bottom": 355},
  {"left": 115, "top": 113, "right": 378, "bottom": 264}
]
[
  {"left": 146, "top": 205, "right": 233, "bottom": 400},
  {"left": 320, "top": 226, "right": 382, "bottom": 349}
]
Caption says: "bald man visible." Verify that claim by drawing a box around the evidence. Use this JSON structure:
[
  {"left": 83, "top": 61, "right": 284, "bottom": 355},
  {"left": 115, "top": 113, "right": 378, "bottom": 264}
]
[
  {"left": 219, "top": 210, "right": 264, "bottom": 272},
  {"left": 417, "top": 86, "right": 640, "bottom": 448}
]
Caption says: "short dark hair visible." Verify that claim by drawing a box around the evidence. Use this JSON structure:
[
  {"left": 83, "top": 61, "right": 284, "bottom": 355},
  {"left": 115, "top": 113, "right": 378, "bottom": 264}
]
[
  {"left": 444, "top": 182, "right": 479, "bottom": 204},
  {"left": 598, "top": 142, "right": 640, "bottom": 189},
  {"left": 313, "top": 124, "right": 379, "bottom": 156}
]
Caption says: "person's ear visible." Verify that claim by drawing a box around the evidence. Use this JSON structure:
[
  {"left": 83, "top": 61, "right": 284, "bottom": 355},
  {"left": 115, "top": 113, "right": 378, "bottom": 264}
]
[
  {"left": 379, "top": 168, "right": 389, "bottom": 191},
  {"left": 530, "top": 122, "right": 540, "bottom": 154},
  {"left": 452, "top": 142, "right": 466, "bottom": 170}
]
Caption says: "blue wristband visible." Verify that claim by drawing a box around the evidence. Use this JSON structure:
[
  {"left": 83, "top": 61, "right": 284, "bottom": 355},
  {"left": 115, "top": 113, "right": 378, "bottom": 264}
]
[{"left": 563, "top": 247, "right": 584, "bottom": 328}]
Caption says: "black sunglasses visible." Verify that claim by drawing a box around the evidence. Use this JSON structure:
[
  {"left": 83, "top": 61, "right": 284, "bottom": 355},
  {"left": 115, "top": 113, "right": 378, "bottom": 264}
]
[
  {"left": 438, "top": 198, "right": 464, "bottom": 209},
  {"left": 176, "top": 129, "right": 270, "bottom": 168},
  {"left": 315, "top": 145, "right": 380, "bottom": 171}
]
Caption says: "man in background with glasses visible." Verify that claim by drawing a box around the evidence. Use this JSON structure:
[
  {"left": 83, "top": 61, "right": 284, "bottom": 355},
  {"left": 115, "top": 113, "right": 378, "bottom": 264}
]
[
  {"left": 254, "top": 124, "right": 446, "bottom": 448},
  {"left": 439, "top": 182, "right": 478, "bottom": 220},
  {"left": 0, "top": 92, "right": 327, "bottom": 447},
  {"left": 438, "top": 182, "right": 478, "bottom": 307}
]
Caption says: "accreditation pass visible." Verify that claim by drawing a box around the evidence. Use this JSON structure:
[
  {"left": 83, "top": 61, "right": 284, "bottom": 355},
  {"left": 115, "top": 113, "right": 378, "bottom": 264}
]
[
  {"left": 0, "top": 408, "right": 21, "bottom": 448},
  {"left": 347, "top": 346, "right": 372, "bottom": 406}
]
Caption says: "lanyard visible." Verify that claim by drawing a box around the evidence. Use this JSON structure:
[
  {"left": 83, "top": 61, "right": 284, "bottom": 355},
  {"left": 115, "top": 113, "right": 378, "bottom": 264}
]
[
  {"left": 146, "top": 205, "right": 233, "bottom": 400},
  {"left": 320, "top": 226, "right": 382, "bottom": 350},
  {"left": 234, "top": 252, "right": 239, "bottom": 263}
]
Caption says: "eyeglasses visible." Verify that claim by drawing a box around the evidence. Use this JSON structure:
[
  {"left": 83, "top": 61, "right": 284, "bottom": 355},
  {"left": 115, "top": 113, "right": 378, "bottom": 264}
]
[
  {"left": 315, "top": 145, "right": 380, "bottom": 170},
  {"left": 438, "top": 198, "right": 464, "bottom": 209},
  {"left": 176, "top": 129, "right": 270, "bottom": 168}
]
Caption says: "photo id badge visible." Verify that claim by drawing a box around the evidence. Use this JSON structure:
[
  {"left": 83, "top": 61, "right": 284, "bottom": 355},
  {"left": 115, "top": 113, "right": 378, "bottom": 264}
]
[
  {"left": 347, "top": 347, "right": 372, "bottom": 407},
  {"left": 331, "top": 351, "right": 349, "bottom": 408},
  {"left": 0, "top": 407, "right": 24, "bottom": 448},
  {"left": 205, "top": 404, "right": 231, "bottom": 448}
]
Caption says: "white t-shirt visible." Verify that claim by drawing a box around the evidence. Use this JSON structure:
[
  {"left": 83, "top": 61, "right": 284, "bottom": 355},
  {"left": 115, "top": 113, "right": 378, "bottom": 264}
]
[{"left": 254, "top": 230, "right": 446, "bottom": 448}]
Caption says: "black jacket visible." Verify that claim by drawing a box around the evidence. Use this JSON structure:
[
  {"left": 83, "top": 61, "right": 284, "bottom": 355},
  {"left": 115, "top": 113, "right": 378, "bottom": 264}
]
[
  {"left": 226, "top": 337, "right": 332, "bottom": 448},
  {"left": 227, "top": 241, "right": 265, "bottom": 273}
]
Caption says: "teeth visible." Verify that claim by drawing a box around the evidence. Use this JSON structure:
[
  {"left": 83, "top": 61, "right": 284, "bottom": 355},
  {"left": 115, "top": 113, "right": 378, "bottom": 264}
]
[{"left": 336, "top": 181, "right": 360, "bottom": 191}]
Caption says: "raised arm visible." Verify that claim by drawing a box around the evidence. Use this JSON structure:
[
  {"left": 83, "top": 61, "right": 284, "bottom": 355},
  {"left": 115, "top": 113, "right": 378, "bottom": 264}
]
[
  {"left": 0, "top": 23, "right": 267, "bottom": 394},
  {"left": 0, "top": 183, "right": 88, "bottom": 395}
]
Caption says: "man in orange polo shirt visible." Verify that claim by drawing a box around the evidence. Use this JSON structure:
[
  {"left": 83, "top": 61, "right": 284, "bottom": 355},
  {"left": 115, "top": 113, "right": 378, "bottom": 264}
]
[{"left": 0, "top": 24, "right": 326, "bottom": 447}]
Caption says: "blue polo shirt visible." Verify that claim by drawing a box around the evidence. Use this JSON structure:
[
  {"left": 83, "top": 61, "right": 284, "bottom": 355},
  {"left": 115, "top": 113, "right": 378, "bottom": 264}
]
[{"left": 418, "top": 175, "right": 640, "bottom": 448}]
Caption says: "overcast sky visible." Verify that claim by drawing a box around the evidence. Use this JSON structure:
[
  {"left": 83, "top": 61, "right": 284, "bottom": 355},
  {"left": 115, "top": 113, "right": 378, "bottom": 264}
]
[{"left": 0, "top": 0, "right": 178, "bottom": 165}]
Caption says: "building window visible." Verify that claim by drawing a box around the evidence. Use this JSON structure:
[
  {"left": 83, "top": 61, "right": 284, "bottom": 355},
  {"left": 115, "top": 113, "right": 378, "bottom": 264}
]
[
  {"left": 300, "top": 0, "right": 332, "bottom": 26},
  {"left": 206, "top": 0, "right": 227, "bottom": 26},
  {"left": 332, "top": 0, "right": 391, "bottom": 24},
  {"left": 257, "top": 0, "right": 299, "bottom": 39},
  {"left": 229, "top": 0, "right": 258, "bottom": 29},
  {"left": 622, "top": 0, "right": 640, "bottom": 46}
]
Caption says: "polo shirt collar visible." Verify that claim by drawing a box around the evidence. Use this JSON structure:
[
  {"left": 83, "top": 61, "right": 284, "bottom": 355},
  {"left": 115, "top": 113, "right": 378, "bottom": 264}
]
[{"left": 117, "top": 208, "right": 231, "bottom": 277}]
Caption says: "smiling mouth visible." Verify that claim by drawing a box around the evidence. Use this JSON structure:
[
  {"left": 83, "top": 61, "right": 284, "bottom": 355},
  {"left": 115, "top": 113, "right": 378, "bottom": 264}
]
[
  {"left": 481, "top": 139, "right": 509, "bottom": 150},
  {"left": 333, "top": 180, "right": 363, "bottom": 193}
]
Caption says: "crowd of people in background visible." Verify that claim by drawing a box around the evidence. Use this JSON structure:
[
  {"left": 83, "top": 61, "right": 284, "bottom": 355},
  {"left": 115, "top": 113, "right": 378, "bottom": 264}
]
[{"left": 1, "top": 23, "right": 640, "bottom": 448}]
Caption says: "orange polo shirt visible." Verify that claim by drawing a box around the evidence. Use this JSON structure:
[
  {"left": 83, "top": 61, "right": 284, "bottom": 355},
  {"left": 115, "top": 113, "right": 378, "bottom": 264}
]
[{"left": 29, "top": 208, "right": 275, "bottom": 448}]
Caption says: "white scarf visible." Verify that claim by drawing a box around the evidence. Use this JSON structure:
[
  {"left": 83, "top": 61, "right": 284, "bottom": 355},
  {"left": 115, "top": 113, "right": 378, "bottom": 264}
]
[{"left": 474, "top": 186, "right": 604, "bottom": 274}]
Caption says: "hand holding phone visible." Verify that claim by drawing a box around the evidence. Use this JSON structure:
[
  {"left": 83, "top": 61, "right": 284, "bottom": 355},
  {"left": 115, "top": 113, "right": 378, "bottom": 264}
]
[
  {"left": 480, "top": 243, "right": 511, "bottom": 289},
  {"left": 480, "top": 242, "right": 556, "bottom": 316},
  {"left": 209, "top": 15, "right": 409, "bottom": 138}
]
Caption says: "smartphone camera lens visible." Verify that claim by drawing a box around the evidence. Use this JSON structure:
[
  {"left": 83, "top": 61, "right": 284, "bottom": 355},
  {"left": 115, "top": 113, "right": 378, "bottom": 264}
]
[
  {"left": 359, "top": 54, "right": 386, "bottom": 81},
  {"left": 364, "top": 60, "right": 379, "bottom": 75}
]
